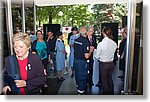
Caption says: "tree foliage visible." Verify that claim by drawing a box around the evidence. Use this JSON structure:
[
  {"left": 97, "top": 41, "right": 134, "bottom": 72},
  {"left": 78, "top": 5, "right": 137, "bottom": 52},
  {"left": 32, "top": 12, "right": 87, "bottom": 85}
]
[
  {"left": 92, "top": 3, "right": 128, "bottom": 32},
  {"left": 12, "top": 3, "right": 143, "bottom": 32},
  {"left": 36, "top": 6, "right": 65, "bottom": 25},
  {"left": 36, "top": 5, "right": 94, "bottom": 27}
]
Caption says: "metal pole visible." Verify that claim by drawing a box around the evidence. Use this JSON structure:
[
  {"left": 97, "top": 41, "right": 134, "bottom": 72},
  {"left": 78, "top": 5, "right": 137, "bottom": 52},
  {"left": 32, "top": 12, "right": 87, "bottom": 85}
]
[
  {"left": 5, "top": 0, "right": 13, "bottom": 55},
  {"left": 123, "top": 0, "right": 137, "bottom": 94},
  {"left": 33, "top": 1, "right": 36, "bottom": 33},
  {"left": 0, "top": 0, "right": 3, "bottom": 93},
  {"left": 21, "top": 0, "right": 25, "bottom": 33},
  {"left": 136, "top": 1, "right": 143, "bottom": 95}
]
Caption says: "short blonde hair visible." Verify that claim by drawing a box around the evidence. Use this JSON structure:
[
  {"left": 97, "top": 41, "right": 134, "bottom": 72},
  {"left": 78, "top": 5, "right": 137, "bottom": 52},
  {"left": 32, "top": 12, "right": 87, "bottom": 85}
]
[
  {"left": 12, "top": 32, "right": 31, "bottom": 48},
  {"left": 88, "top": 26, "right": 94, "bottom": 31}
]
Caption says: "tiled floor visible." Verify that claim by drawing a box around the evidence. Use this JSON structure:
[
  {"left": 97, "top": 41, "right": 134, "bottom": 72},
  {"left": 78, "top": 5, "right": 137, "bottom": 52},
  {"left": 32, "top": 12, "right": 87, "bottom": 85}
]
[
  {"left": 43, "top": 47, "right": 124, "bottom": 95},
  {"left": 57, "top": 60, "right": 123, "bottom": 95}
]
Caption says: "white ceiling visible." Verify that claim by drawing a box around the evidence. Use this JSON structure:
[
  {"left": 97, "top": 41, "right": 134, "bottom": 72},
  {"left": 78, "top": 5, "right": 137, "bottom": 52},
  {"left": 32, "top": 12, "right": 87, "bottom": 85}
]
[{"left": 34, "top": 0, "right": 143, "bottom": 6}]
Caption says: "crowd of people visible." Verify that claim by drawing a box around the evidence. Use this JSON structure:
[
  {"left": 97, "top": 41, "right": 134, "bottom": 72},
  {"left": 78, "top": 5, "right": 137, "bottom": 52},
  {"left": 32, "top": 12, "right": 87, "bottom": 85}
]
[{"left": 2, "top": 26, "right": 129, "bottom": 95}]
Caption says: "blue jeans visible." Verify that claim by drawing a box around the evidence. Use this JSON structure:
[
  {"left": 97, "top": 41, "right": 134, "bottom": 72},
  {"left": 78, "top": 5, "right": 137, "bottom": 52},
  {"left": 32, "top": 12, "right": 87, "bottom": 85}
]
[{"left": 74, "top": 59, "right": 88, "bottom": 91}]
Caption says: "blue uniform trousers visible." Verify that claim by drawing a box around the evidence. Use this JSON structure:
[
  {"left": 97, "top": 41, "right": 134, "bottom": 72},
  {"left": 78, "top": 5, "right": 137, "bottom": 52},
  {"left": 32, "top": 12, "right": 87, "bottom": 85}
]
[{"left": 74, "top": 59, "right": 88, "bottom": 91}]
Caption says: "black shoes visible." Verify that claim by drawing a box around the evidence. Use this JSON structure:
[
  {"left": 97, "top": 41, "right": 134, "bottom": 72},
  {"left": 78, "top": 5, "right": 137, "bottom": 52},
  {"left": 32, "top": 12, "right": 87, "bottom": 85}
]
[
  {"left": 89, "top": 83, "right": 94, "bottom": 87},
  {"left": 118, "top": 75, "right": 124, "bottom": 81},
  {"left": 118, "top": 75, "right": 124, "bottom": 78},
  {"left": 95, "top": 83, "right": 102, "bottom": 87},
  {"left": 57, "top": 77, "right": 65, "bottom": 81},
  {"left": 71, "top": 74, "right": 74, "bottom": 78}
]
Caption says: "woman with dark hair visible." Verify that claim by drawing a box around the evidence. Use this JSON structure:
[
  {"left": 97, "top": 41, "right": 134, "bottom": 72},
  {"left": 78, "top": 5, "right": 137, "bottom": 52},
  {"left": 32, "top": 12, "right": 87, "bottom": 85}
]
[
  {"left": 56, "top": 31, "right": 67, "bottom": 81},
  {"left": 31, "top": 30, "right": 48, "bottom": 70},
  {"left": 31, "top": 30, "right": 48, "bottom": 87},
  {"left": 94, "top": 27, "right": 117, "bottom": 95},
  {"left": 118, "top": 27, "right": 127, "bottom": 79}
]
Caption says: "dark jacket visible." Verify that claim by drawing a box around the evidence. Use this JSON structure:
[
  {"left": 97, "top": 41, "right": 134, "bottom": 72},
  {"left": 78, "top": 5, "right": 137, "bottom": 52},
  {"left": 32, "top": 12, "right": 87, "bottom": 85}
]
[
  {"left": 46, "top": 36, "right": 57, "bottom": 54},
  {"left": 87, "top": 35, "right": 97, "bottom": 49},
  {"left": 68, "top": 32, "right": 73, "bottom": 45},
  {"left": 3, "top": 53, "right": 46, "bottom": 95},
  {"left": 86, "top": 35, "right": 97, "bottom": 60}
]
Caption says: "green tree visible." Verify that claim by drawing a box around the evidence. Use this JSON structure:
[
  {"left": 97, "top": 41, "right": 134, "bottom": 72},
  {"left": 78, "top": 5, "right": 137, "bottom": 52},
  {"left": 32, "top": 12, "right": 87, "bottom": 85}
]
[
  {"left": 36, "top": 5, "right": 94, "bottom": 27},
  {"left": 60, "top": 4, "right": 93, "bottom": 27},
  {"left": 113, "top": 4, "right": 128, "bottom": 22},
  {"left": 36, "top": 6, "right": 66, "bottom": 26},
  {"left": 36, "top": 6, "right": 49, "bottom": 27},
  {"left": 92, "top": 4, "right": 113, "bottom": 32},
  {"left": 92, "top": 3, "right": 128, "bottom": 32}
]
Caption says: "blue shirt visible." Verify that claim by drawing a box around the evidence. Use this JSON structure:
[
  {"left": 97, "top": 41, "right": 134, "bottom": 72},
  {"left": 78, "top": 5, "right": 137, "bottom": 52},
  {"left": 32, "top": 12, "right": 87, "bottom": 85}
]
[
  {"left": 30, "top": 35, "right": 37, "bottom": 43},
  {"left": 69, "top": 34, "right": 79, "bottom": 67},
  {"left": 36, "top": 41, "right": 47, "bottom": 60},
  {"left": 69, "top": 34, "right": 80, "bottom": 45},
  {"left": 69, "top": 34, "right": 80, "bottom": 53}
]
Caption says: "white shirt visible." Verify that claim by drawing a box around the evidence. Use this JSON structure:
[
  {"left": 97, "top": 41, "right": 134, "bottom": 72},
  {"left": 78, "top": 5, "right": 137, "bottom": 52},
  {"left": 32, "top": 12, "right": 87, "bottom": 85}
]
[{"left": 94, "top": 37, "right": 117, "bottom": 62}]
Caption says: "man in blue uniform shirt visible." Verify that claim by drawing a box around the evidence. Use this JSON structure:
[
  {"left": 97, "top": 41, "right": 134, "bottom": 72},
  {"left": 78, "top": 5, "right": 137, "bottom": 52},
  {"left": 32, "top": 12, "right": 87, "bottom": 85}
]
[
  {"left": 74, "top": 27, "right": 94, "bottom": 95},
  {"left": 69, "top": 28, "right": 79, "bottom": 78}
]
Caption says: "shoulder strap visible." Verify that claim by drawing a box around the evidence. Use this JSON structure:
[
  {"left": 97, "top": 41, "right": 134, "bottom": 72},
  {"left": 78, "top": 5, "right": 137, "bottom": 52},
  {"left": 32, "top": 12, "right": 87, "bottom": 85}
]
[
  {"left": 8, "top": 55, "right": 20, "bottom": 94},
  {"left": 9, "top": 55, "right": 20, "bottom": 80},
  {"left": 9, "top": 56, "right": 15, "bottom": 76}
]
